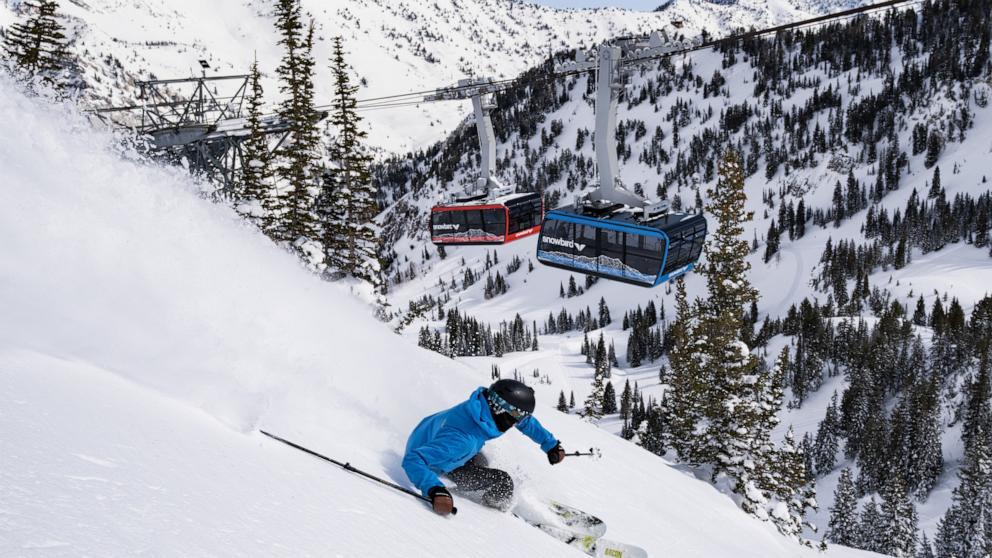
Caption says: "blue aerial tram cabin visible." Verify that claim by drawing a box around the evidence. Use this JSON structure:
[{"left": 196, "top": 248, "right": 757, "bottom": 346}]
[{"left": 536, "top": 205, "right": 706, "bottom": 287}]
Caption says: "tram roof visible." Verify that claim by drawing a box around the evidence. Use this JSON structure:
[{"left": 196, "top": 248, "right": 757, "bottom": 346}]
[
  {"left": 546, "top": 207, "right": 705, "bottom": 233},
  {"left": 433, "top": 191, "right": 540, "bottom": 209}
]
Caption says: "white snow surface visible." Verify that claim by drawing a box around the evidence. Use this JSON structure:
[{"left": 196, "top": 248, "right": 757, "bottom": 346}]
[{"left": 0, "top": 79, "right": 886, "bottom": 556}]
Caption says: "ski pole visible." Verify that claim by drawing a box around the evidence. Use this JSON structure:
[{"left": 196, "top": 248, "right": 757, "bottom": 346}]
[
  {"left": 565, "top": 447, "right": 602, "bottom": 458},
  {"left": 260, "top": 430, "right": 457, "bottom": 515}
]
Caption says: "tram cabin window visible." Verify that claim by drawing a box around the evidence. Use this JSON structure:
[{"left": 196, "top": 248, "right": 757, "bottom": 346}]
[
  {"left": 625, "top": 232, "right": 663, "bottom": 279},
  {"left": 483, "top": 208, "right": 506, "bottom": 236}
]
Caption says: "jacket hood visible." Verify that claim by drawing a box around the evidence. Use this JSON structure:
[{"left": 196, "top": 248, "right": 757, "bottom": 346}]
[{"left": 468, "top": 387, "right": 503, "bottom": 438}]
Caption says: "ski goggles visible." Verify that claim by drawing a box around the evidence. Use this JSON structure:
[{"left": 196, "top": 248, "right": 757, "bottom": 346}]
[{"left": 488, "top": 391, "right": 530, "bottom": 420}]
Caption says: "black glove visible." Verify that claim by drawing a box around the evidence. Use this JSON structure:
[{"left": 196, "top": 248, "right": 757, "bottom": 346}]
[
  {"left": 428, "top": 486, "right": 454, "bottom": 516},
  {"left": 547, "top": 442, "right": 566, "bottom": 465}
]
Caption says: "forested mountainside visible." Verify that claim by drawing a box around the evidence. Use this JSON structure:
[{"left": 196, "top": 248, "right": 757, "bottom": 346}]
[{"left": 374, "top": 1, "right": 992, "bottom": 554}]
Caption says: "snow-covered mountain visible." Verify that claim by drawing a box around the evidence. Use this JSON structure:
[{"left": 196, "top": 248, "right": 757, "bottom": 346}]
[
  {"left": 1, "top": 0, "right": 880, "bottom": 152},
  {"left": 374, "top": 0, "right": 992, "bottom": 546},
  {"left": 0, "top": 74, "right": 890, "bottom": 557}
]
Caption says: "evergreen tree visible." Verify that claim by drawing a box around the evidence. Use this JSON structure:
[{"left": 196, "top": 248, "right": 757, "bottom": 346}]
[
  {"left": 602, "top": 381, "right": 618, "bottom": 414},
  {"left": 918, "top": 534, "right": 935, "bottom": 558},
  {"left": 598, "top": 297, "right": 612, "bottom": 326},
  {"left": 557, "top": 390, "right": 568, "bottom": 412},
  {"left": 2, "top": 0, "right": 70, "bottom": 88},
  {"left": 663, "top": 277, "right": 703, "bottom": 463},
  {"left": 827, "top": 468, "right": 861, "bottom": 547},
  {"left": 583, "top": 335, "right": 608, "bottom": 420},
  {"left": 860, "top": 498, "right": 887, "bottom": 554},
  {"left": 324, "top": 36, "right": 381, "bottom": 287},
  {"left": 880, "top": 477, "right": 919, "bottom": 558},
  {"left": 700, "top": 151, "right": 763, "bottom": 491},
  {"left": 620, "top": 379, "right": 633, "bottom": 419},
  {"left": 913, "top": 296, "right": 928, "bottom": 326},
  {"left": 240, "top": 56, "right": 274, "bottom": 222},
  {"left": 813, "top": 392, "right": 840, "bottom": 474},
  {"left": 272, "top": 0, "right": 321, "bottom": 246},
  {"left": 569, "top": 390, "right": 576, "bottom": 410},
  {"left": 934, "top": 434, "right": 992, "bottom": 558},
  {"left": 764, "top": 219, "right": 780, "bottom": 262},
  {"left": 910, "top": 375, "right": 944, "bottom": 497},
  {"left": 767, "top": 427, "right": 818, "bottom": 541}
]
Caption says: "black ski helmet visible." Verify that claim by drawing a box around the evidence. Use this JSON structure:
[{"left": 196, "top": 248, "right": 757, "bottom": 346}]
[{"left": 488, "top": 379, "right": 536, "bottom": 414}]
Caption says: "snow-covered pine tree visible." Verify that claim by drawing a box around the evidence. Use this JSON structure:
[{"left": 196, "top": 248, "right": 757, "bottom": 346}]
[
  {"left": 324, "top": 36, "right": 381, "bottom": 289},
  {"left": 698, "top": 151, "right": 764, "bottom": 497},
  {"left": 240, "top": 57, "right": 275, "bottom": 224},
  {"left": 2, "top": 0, "right": 71, "bottom": 89},
  {"left": 272, "top": 0, "right": 321, "bottom": 250},
  {"left": 918, "top": 534, "right": 936, "bottom": 558},
  {"left": 934, "top": 352, "right": 992, "bottom": 558},
  {"left": 813, "top": 391, "right": 840, "bottom": 475},
  {"left": 909, "top": 375, "right": 943, "bottom": 498},
  {"left": 557, "top": 390, "right": 568, "bottom": 412},
  {"left": 880, "top": 476, "right": 919, "bottom": 558},
  {"left": 827, "top": 468, "right": 861, "bottom": 547},
  {"left": 583, "top": 334, "right": 608, "bottom": 420},
  {"left": 860, "top": 498, "right": 887, "bottom": 554},
  {"left": 662, "top": 276, "right": 703, "bottom": 463},
  {"left": 767, "top": 427, "right": 817, "bottom": 543},
  {"left": 602, "top": 381, "right": 617, "bottom": 414}
]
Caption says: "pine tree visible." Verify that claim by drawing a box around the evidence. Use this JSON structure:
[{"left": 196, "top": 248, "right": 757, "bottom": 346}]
[
  {"left": 568, "top": 276, "right": 579, "bottom": 297},
  {"left": 569, "top": 391, "right": 576, "bottom": 410},
  {"left": 620, "top": 379, "right": 633, "bottom": 419},
  {"left": 918, "top": 534, "right": 936, "bottom": 558},
  {"left": 700, "top": 151, "right": 763, "bottom": 491},
  {"left": 602, "top": 381, "right": 618, "bottom": 414},
  {"left": 880, "top": 477, "right": 919, "bottom": 558},
  {"left": 765, "top": 427, "right": 817, "bottom": 541},
  {"left": 598, "top": 297, "right": 612, "bottom": 326},
  {"left": 557, "top": 390, "right": 568, "bottom": 412},
  {"left": 813, "top": 392, "right": 840, "bottom": 474},
  {"left": 272, "top": 0, "right": 321, "bottom": 246},
  {"left": 240, "top": 56, "right": 274, "bottom": 223},
  {"left": 583, "top": 335, "right": 608, "bottom": 420},
  {"left": 934, "top": 434, "right": 992, "bottom": 558},
  {"left": 2, "top": 0, "right": 71, "bottom": 88},
  {"left": 324, "top": 36, "right": 381, "bottom": 287},
  {"left": 860, "top": 498, "right": 887, "bottom": 553},
  {"left": 827, "top": 468, "right": 861, "bottom": 547},
  {"left": 933, "top": 347, "right": 992, "bottom": 557},
  {"left": 910, "top": 375, "right": 943, "bottom": 497},
  {"left": 663, "top": 277, "right": 704, "bottom": 463}
]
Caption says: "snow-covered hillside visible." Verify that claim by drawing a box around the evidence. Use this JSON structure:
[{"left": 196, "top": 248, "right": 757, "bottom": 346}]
[
  {"left": 1, "top": 0, "right": 879, "bottom": 152},
  {"left": 376, "top": 1, "right": 992, "bottom": 544},
  {"left": 0, "top": 77, "right": 892, "bottom": 557}
]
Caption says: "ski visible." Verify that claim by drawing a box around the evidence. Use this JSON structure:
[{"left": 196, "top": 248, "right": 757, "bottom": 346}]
[
  {"left": 521, "top": 520, "right": 648, "bottom": 558},
  {"left": 512, "top": 499, "right": 646, "bottom": 558}
]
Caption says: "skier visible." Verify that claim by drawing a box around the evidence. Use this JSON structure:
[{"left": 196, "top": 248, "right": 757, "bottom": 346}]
[{"left": 403, "top": 379, "right": 567, "bottom": 516}]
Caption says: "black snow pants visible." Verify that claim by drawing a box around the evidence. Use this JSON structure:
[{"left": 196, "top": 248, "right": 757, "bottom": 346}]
[{"left": 447, "top": 453, "right": 514, "bottom": 511}]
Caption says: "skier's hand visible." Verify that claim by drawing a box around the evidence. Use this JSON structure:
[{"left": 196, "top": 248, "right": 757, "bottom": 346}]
[
  {"left": 547, "top": 442, "right": 566, "bottom": 465},
  {"left": 428, "top": 486, "right": 454, "bottom": 516}
]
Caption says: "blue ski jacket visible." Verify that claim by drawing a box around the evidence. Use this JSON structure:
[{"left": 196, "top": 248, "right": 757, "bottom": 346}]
[{"left": 403, "top": 387, "right": 559, "bottom": 497}]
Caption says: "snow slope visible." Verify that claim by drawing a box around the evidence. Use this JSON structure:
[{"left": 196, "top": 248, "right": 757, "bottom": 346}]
[
  {"left": 0, "top": 78, "right": 888, "bottom": 556},
  {"left": 380, "top": 3, "right": 992, "bottom": 540},
  {"left": 0, "top": 0, "right": 879, "bottom": 152}
]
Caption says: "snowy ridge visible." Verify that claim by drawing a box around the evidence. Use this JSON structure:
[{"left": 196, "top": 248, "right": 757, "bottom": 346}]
[
  {"left": 0, "top": 0, "right": 879, "bottom": 152},
  {"left": 0, "top": 77, "right": 885, "bottom": 557}
]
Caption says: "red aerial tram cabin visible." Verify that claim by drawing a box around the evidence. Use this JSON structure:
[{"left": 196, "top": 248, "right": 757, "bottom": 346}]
[{"left": 430, "top": 192, "right": 544, "bottom": 246}]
